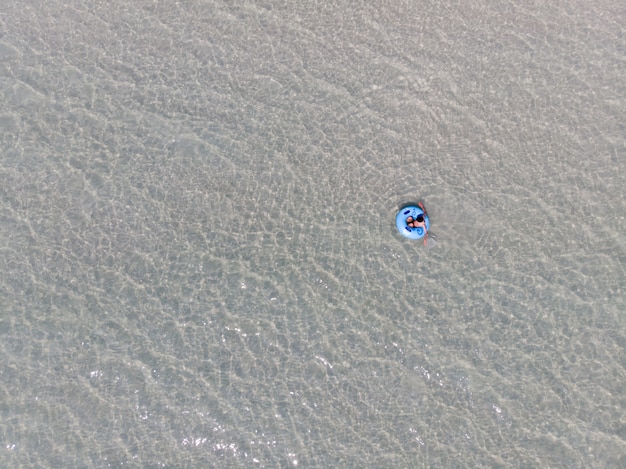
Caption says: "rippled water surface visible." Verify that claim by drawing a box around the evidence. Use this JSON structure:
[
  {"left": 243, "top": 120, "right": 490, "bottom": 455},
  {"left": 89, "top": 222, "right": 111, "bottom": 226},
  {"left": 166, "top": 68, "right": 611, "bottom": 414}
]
[{"left": 1, "top": 1, "right": 625, "bottom": 467}]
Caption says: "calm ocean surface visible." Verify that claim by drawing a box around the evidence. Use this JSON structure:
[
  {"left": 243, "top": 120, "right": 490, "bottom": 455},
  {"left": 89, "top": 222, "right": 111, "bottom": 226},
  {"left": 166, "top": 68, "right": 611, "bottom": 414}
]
[{"left": 1, "top": 1, "right": 624, "bottom": 467}]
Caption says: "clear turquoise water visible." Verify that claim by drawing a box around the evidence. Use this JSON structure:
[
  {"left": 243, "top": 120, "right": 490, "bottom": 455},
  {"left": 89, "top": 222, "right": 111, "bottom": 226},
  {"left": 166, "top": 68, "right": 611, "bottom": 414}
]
[{"left": 1, "top": 1, "right": 624, "bottom": 467}]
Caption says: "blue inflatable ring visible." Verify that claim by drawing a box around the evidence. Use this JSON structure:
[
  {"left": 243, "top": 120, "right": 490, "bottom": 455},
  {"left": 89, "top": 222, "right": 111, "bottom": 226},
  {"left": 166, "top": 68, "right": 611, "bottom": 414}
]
[{"left": 396, "top": 206, "right": 430, "bottom": 240}]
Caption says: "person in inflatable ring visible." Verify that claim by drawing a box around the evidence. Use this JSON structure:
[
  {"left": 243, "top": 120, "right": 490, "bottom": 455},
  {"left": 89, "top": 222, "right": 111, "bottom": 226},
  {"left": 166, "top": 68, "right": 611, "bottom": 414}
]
[
  {"left": 406, "top": 213, "right": 426, "bottom": 229},
  {"left": 407, "top": 201, "right": 430, "bottom": 246}
]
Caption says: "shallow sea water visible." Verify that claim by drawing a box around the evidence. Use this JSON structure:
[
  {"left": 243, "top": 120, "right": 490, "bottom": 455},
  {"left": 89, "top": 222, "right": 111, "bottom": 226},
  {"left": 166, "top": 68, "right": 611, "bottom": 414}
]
[{"left": 1, "top": 1, "right": 625, "bottom": 467}]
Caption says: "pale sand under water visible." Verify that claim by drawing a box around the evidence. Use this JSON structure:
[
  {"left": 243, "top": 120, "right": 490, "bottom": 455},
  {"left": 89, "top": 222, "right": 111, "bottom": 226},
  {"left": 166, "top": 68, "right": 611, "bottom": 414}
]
[{"left": 1, "top": 1, "right": 624, "bottom": 467}]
